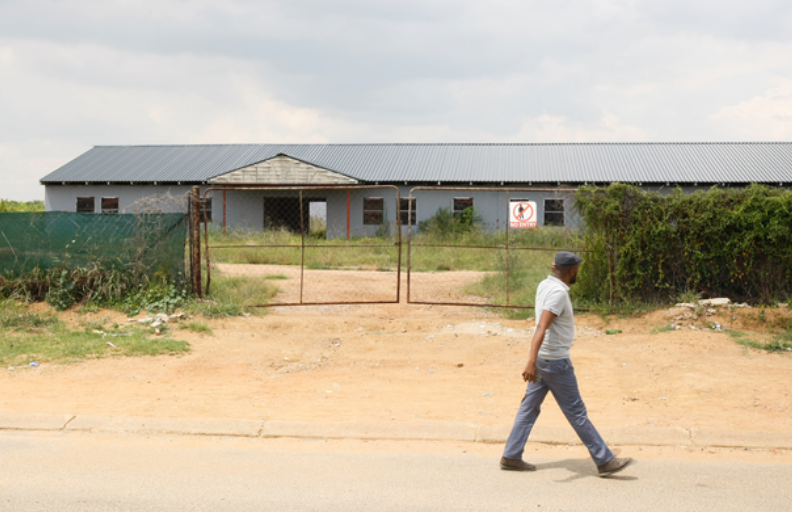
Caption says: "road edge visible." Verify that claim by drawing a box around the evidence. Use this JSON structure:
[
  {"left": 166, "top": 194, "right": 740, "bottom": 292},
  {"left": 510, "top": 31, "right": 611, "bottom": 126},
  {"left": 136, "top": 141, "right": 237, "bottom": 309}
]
[{"left": 0, "top": 413, "right": 790, "bottom": 450}]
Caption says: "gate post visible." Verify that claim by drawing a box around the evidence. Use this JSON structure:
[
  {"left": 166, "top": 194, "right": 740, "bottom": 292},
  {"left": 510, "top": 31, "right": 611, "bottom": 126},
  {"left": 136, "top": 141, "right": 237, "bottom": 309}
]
[{"left": 190, "top": 186, "right": 202, "bottom": 298}]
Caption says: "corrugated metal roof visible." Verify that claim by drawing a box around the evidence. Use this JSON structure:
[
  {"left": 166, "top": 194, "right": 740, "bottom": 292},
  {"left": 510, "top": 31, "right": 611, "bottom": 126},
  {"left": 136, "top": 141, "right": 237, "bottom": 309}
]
[{"left": 40, "top": 142, "right": 792, "bottom": 185}]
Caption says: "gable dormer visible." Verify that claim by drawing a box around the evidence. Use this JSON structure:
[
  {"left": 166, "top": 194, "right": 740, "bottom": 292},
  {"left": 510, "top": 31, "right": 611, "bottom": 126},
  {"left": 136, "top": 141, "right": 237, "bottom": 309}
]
[{"left": 209, "top": 154, "right": 359, "bottom": 185}]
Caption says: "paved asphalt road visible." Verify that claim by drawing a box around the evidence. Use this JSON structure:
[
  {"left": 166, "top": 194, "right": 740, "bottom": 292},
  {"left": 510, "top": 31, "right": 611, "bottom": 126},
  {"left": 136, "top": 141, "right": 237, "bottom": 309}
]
[{"left": 1, "top": 431, "right": 790, "bottom": 511}]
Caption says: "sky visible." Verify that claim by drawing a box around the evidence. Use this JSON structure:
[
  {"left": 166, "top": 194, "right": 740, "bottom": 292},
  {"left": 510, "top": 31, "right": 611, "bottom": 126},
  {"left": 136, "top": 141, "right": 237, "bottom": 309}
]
[{"left": 2, "top": 0, "right": 792, "bottom": 200}]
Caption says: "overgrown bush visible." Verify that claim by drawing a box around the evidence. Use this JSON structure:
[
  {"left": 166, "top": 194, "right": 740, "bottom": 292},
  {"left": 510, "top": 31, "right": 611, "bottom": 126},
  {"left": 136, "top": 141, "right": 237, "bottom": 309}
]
[
  {"left": 418, "top": 206, "right": 482, "bottom": 238},
  {"left": 575, "top": 183, "right": 792, "bottom": 305},
  {"left": 0, "top": 263, "right": 186, "bottom": 312}
]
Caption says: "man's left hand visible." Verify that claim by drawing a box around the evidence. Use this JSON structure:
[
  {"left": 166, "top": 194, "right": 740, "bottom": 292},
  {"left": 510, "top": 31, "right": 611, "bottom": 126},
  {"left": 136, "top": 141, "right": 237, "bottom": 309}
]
[{"left": 522, "top": 360, "right": 536, "bottom": 383}]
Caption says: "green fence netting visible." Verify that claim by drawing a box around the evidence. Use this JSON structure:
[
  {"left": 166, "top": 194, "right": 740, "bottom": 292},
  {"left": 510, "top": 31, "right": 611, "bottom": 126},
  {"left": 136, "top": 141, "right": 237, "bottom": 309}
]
[{"left": 0, "top": 212, "right": 188, "bottom": 283}]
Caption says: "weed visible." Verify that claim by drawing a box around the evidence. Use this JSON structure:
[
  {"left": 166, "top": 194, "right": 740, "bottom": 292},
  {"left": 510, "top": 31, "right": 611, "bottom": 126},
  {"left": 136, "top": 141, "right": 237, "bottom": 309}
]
[
  {"left": 650, "top": 324, "right": 673, "bottom": 334},
  {"left": 0, "top": 301, "right": 59, "bottom": 331},
  {"left": 418, "top": 206, "right": 482, "bottom": 238},
  {"left": 206, "top": 225, "right": 581, "bottom": 273},
  {"left": 79, "top": 303, "right": 101, "bottom": 313},
  {"left": 176, "top": 322, "right": 206, "bottom": 334},
  {"left": 0, "top": 320, "right": 189, "bottom": 365},
  {"left": 184, "top": 273, "right": 277, "bottom": 318},
  {"left": 586, "top": 300, "right": 657, "bottom": 320},
  {"left": 677, "top": 289, "right": 702, "bottom": 304},
  {"left": 727, "top": 330, "right": 792, "bottom": 353},
  {"left": 179, "top": 321, "right": 213, "bottom": 335},
  {"left": 264, "top": 274, "right": 289, "bottom": 280}
]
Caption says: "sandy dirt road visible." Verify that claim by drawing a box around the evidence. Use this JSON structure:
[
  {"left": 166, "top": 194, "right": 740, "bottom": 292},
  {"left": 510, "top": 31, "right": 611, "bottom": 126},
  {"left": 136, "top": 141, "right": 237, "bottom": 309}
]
[{"left": 2, "top": 265, "right": 791, "bottom": 438}]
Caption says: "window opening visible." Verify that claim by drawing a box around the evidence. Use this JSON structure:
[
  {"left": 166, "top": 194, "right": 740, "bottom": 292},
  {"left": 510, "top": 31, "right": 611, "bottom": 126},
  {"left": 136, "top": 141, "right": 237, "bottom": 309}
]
[
  {"left": 544, "top": 199, "right": 565, "bottom": 226},
  {"left": 101, "top": 197, "right": 119, "bottom": 214},
  {"left": 453, "top": 197, "right": 473, "bottom": 218},
  {"left": 400, "top": 198, "right": 417, "bottom": 225},
  {"left": 76, "top": 197, "right": 95, "bottom": 214},
  {"left": 363, "top": 197, "right": 384, "bottom": 225},
  {"left": 309, "top": 200, "right": 327, "bottom": 236}
]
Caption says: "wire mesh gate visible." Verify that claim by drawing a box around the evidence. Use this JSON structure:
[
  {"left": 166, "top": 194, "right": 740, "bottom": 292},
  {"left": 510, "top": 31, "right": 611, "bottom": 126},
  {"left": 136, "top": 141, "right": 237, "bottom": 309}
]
[
  {"left": 203, "top": 185, "right": 402, "bottom": 306},
  {"left": 405, "top": 186, "right": 585, "bottom": 309}
]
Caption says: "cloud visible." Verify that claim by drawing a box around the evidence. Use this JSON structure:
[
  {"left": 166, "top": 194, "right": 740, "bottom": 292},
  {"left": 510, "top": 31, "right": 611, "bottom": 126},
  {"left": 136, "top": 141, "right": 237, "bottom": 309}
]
[
  {"left": 509, "top": 113, "right": 647, "bottom": 143},
  {"left": 709, "top": 77, "right": 792, "bottom": 140},
  {"left": 1, "top": 0, "right": 792, "bottom": 199}
]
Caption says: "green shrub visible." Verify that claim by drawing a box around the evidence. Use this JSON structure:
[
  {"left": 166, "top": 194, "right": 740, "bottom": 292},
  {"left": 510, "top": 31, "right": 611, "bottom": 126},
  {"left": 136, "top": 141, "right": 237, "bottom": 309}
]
[
  {"left": 179, "top": 321, "right": 213, "bottom": 335},
  {"left": 575, "top": 184, "right": 792, "bottom": 305},
  {"left": 0, "top": 199, "right": 44, "bottom": 212},
  {"left": 1, "top": 264, "right": 187, "bottom": 313},
  {"left": 418, "top": 206, "right": 482, "bottom": 238}
]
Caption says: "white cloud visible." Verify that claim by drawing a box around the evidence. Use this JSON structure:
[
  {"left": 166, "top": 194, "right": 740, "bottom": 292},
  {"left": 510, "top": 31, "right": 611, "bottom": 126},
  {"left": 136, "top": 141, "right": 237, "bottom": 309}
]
[
  {"left": 2, "top": 1, "right": 792, "bottom": 199},
  {"left": 509, "top": 113, "right": 647, "bottom": 143},
  {"left": 709, "top": 77, "right": 792, "bottom": 140}
]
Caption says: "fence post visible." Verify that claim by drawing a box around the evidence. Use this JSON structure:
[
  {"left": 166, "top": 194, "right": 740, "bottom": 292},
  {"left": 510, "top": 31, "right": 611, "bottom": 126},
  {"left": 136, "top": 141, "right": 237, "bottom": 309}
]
[
  {"left": 505, "top": 190, "right": 510, "bottom": 305},
  {"left": 346, "top": 188, "right": 351, "bottom": 240},
  {"left": 299, "top": 190, "right": 305, "bottom": 304},
  {"left": 222, "top": 188, "right": 227, "bottom": 235},
  {"left": 190, "top": 186, "right": 202, "bottom": 298}
]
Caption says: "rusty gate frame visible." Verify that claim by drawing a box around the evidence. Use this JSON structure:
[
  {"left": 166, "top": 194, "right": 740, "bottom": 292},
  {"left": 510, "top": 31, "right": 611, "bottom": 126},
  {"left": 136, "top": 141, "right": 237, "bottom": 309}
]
[
  {"left": 201, "top": 184, "right": 403, "bottom": 306},
  {"left": 406, "top": 186, "right": 588, "bottom": 310}
]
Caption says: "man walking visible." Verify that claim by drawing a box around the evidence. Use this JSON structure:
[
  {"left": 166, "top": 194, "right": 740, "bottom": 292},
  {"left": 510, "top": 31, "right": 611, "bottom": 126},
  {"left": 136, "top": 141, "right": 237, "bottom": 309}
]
[{"left": 500, "top": 252, "right": 632, "bottom": 477}]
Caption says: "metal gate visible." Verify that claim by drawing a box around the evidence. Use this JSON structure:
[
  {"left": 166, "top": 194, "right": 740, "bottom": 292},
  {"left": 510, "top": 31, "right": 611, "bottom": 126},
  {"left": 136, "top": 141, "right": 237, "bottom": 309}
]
[
  {"left": 202, "top": 185, "right": 402, "bottom": 306},
  {"left": 405, "top": 186, "right": 585, "bottom": 309}
]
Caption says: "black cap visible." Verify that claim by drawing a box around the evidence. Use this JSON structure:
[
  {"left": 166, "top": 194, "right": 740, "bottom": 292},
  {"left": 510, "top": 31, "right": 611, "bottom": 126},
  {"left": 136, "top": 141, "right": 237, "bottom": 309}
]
[{"left": 554, "top": 251, "right": 583, "bottom": 267}]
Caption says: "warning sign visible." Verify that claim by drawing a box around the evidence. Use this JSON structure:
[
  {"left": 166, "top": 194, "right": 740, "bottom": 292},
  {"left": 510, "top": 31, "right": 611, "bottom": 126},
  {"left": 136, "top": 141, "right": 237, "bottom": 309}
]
[{"left": 509, "top": 201, "right": 537, "bottom": 228}]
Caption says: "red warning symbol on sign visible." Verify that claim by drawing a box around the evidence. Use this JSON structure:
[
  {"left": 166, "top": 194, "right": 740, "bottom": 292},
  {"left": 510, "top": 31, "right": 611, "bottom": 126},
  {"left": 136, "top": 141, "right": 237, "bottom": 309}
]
[{"left": 509, "top": 201, "right": 537, "bottom": 228}]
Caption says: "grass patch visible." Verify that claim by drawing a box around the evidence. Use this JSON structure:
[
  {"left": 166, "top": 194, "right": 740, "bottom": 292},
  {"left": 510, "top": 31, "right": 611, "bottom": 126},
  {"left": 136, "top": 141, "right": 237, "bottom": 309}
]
[
  {"left": 462, "top": 250, "right": 553, "bottom": 320},
  {"left": 584, "top": 301, "right": 658, "bottom": 321},
  {"left": 179, "top": 321, "right": 213, "bottom": 335},
  {"left": 727, "top": 330, "right": 792, "bottom": 353},
  {"left": 205, "top": 225, "right": 583, "bottom": 313},
  {"left": 460, "top": 250, "right": 660, "bottom": 320},
  {"left": 0, "top": 301, "right": 189, "bottom": 365},
  {"left": 184, "top": 272, "right": 279, "bottom": 318},
  {"left": 264, "top": 274, "right": 289, "bottom": 280},
  {"left": 650, "top": 324, "right": 674, "bottom": 334},
  {"left": 1, "top": 310, "right": 59, "bottom": 330},
  {"left": 676, "top": 289, "right": 702, "bottom": 304},
  {"left": 207, "top": 226, "right": 581, "bottom": 272}
]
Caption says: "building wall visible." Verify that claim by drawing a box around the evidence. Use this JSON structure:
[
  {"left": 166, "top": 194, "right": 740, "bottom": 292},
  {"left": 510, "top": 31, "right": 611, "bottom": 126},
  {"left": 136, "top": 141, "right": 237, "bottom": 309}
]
[
  {"left": 45, "top": 185, "right": 199, "bottom": 213},
  {"left": 46, "top": 183, "right": 716, "bottom": 237},
  {"left": 217, "top": 188, "right": 396, "bottom": 237},
  {"left": 221, "top": 189, "right": 341, "bottom": 231},
  {"left": 396, "top": 186, "right": 580, "bottom": 234}
]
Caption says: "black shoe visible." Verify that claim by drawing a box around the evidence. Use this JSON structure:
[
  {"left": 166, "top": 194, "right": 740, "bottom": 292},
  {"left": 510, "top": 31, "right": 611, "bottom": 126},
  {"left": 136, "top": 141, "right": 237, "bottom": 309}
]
[
  {"left": 597, "top": 457, "right": 633, "bottom": 477},
  {"left": 500, "top": 456, "right": 536, "bottom": 471}
]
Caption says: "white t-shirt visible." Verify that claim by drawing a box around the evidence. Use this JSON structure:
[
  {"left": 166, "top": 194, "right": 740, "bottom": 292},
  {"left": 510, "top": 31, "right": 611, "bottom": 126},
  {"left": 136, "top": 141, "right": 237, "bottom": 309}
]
[{"left": 535, "top": 275, "right": 575, "bottom": 360}]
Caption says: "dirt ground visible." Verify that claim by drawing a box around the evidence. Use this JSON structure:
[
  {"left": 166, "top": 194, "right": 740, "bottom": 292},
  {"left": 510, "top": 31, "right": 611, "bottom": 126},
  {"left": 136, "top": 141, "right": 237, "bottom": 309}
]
[
  {"left": 2, "top": 266, "right": 792, "bottom": 437},
  {"left": 217, "top": 263, "right": 491, "bottom": 304}
]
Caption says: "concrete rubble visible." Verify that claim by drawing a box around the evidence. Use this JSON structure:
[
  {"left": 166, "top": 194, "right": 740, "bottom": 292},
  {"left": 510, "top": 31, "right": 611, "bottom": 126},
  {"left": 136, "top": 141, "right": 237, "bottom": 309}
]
[{"left": 675, "top": 298, "right": 732, "bottom": 308}]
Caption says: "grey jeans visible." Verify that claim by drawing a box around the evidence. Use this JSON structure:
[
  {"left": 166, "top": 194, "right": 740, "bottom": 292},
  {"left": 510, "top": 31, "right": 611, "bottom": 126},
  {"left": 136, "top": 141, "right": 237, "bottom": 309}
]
[{"left": 502, "top": 357, "right": 614, "bottom": 466}]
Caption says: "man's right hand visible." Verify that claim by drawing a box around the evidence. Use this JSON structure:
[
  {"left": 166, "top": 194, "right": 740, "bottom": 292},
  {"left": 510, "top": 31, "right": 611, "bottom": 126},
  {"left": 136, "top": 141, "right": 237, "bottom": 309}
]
[{"left": 522, "top": 360, "right": 536, "bottom": 383}]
